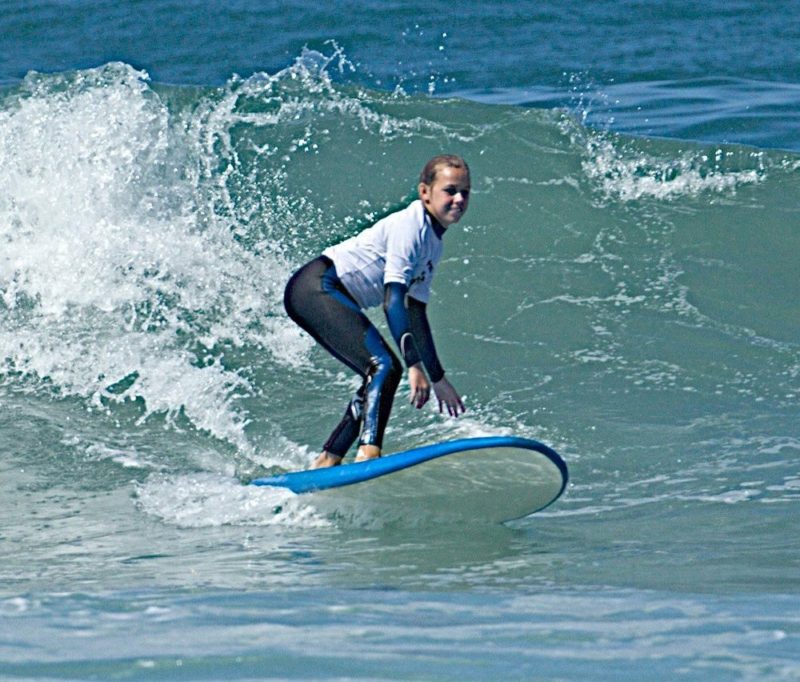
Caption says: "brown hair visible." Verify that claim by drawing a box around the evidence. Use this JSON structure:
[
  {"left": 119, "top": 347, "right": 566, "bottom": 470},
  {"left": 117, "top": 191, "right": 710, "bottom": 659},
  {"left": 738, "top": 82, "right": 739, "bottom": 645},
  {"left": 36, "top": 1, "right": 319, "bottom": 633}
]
[{"left": 419, "top": 154, "right": 470, "bottom": 186}]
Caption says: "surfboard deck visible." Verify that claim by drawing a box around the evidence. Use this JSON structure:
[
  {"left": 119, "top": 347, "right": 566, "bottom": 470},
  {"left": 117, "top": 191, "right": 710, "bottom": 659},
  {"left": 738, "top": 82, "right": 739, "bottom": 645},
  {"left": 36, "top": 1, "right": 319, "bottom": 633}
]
[{"left": 250, "top": 436, "right": 568, "bottom": 523}]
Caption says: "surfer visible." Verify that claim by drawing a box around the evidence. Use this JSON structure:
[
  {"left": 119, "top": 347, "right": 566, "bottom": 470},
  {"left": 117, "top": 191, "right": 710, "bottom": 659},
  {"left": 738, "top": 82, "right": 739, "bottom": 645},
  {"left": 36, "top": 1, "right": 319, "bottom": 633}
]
[{"left": 283, "top": 154, "right": 469, "bottom": 469}]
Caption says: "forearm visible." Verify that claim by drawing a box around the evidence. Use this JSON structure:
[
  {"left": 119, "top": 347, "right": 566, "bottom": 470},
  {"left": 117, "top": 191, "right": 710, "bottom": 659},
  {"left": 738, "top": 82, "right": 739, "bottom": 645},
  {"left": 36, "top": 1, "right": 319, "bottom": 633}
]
[
  {"left": 406, "top": 296, "right": 445, "bottom": 383},
  {"left": 383, "top": 282, "right": 421, "bottom": 368}
]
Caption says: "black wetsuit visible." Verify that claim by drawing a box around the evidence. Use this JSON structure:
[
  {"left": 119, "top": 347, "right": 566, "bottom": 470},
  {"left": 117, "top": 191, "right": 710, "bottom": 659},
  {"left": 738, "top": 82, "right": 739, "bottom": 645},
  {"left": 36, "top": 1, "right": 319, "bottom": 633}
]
[{"left": 283, "top": 255, "right": 444, "bottom": 457}]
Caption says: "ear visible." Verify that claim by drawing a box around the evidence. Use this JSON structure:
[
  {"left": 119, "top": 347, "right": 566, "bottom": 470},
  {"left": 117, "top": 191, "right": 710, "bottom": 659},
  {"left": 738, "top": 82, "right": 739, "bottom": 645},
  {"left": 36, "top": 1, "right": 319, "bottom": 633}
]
[{"left": 418, "top": 182, "right": 431, "bottom": 204}]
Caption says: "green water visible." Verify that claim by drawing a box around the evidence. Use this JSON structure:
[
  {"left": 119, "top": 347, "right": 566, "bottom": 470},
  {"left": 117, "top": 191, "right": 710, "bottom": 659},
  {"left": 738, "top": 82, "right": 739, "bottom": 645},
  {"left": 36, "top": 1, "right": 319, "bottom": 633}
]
[{"left": 1, "top": 62, "right": 798, "bottom": 678}]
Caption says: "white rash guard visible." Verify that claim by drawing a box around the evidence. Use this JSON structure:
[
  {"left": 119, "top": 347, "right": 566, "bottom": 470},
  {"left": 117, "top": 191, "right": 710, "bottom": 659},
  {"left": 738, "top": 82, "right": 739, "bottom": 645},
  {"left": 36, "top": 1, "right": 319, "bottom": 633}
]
[{"left": 322, "top": 200, "right": 443, "bottom": 309}]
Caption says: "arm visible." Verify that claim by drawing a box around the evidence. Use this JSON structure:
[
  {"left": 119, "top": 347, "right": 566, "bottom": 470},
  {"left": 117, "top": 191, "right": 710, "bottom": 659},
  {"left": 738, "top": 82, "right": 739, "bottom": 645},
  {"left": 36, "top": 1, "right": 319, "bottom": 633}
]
[
  {"left": 381, "top": 211, "right": 463, "bottom": 414},
  {"left": 383, "top": 282, "right": 429, "bottom": 409},
  {"left": 383, "top": 281, "right": 421, "bottom": 368},
  {"left": 406, "top": 296, "right": 444, "bottom": 382}
]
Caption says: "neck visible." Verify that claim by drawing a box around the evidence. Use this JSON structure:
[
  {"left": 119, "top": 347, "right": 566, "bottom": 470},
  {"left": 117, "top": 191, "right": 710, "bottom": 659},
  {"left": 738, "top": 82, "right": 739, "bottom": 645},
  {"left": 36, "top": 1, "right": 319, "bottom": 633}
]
[{"left": 426, "top": 210, "right": 446, "bottom": 238}]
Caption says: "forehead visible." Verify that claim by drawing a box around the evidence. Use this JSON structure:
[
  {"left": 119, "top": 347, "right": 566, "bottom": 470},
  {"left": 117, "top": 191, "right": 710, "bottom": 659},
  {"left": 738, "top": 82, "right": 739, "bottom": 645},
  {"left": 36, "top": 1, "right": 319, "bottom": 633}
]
[{"left": 433, "top": 165, "right": 471, "bottom": 187}]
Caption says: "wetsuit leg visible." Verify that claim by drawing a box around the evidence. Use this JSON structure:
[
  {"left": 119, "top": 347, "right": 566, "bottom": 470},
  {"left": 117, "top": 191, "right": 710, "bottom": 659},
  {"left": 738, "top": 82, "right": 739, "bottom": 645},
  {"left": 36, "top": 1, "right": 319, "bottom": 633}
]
[
  {"left": 323, "top": 382, "right": 366, "bottom": 457},
  {"left": 283, "top": 257, "right": 402, "bottom": 456}
]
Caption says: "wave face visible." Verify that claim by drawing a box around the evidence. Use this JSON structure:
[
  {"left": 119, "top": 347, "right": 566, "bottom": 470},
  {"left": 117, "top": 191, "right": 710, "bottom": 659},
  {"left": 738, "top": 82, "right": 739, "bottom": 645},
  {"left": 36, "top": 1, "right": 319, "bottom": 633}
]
[{"left": 1, "top": 57, "right": 798, "bottom": 590}]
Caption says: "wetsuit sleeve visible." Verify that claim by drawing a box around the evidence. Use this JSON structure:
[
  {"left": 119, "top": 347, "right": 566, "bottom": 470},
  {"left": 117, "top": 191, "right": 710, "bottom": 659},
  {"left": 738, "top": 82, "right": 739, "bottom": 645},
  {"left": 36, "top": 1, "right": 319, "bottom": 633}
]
[
  {"left": 406, "top": 296, "right": 445, "bottom": 383},
  {"left": 383, "top": 282, "right": 421, "bottom": 368}
]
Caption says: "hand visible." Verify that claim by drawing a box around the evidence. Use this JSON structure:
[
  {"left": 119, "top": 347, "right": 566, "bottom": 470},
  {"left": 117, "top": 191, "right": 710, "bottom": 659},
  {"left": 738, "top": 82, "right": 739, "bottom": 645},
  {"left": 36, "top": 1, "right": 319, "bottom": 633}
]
[
  {"left": 408, "top": 364, "right": 431, "bottom": 409},
  {"left": 433, "top": 376, "right": 466, "bottom": 417}
]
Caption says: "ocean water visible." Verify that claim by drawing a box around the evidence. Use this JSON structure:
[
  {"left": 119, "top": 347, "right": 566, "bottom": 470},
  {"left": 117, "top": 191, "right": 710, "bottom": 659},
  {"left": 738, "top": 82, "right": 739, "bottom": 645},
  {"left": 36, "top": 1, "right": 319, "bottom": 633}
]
[{"left": 1, "top": 2, "right": 799, "bottom": 680}]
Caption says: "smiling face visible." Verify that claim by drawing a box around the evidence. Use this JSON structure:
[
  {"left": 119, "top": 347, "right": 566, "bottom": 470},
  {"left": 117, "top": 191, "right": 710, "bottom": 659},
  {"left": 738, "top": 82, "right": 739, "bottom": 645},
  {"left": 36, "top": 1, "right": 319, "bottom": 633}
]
[{"left": 418, "top": 165, "right": 471, "bottom": 228}]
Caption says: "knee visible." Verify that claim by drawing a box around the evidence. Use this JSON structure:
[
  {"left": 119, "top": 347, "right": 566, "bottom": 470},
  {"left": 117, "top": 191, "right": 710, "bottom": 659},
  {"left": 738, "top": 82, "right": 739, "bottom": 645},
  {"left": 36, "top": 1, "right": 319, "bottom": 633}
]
[{"left": 369, "top": 351, "right": 402, "bottom": 390}]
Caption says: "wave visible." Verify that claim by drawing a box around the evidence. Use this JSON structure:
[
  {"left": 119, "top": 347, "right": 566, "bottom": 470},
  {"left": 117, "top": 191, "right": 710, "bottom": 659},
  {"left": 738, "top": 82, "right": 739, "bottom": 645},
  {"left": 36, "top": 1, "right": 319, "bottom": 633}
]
[{"left": 1, "top": 54, "right": 797, "bottom": 492}]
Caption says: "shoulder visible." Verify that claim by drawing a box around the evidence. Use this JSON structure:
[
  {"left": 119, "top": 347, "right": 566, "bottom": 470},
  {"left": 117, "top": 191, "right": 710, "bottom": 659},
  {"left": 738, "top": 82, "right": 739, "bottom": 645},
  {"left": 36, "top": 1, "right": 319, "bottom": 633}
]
[
  {"left": 376, "top": 199, "right": 424, "bottom": 227},
  {"left": 381, "top": 200, "right": 431, "bottom": 239}
]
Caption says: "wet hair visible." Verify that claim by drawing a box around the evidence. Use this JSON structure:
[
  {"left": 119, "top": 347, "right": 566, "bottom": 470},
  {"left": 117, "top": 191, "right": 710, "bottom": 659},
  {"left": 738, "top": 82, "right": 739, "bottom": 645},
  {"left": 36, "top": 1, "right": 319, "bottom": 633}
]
[{"left": 419, "top": 154, "right": 470, "bottom": 186}]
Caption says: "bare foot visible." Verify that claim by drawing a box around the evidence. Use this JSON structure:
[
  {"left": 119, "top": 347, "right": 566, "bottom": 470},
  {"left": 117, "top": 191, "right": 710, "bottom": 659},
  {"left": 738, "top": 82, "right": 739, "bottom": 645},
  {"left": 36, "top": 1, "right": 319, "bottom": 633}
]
[
  {"left": 354, "top": 444, "right": 381, "bottom": 462},
  {"left": 309, "top": 451, "right": 343, "bottom": 469}
]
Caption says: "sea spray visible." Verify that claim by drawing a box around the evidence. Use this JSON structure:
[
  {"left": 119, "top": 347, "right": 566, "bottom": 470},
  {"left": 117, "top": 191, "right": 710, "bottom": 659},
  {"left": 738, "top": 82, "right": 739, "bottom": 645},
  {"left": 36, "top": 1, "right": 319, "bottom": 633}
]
[{"left": 0, "top": 63, "right": 303, "bottom": 450}]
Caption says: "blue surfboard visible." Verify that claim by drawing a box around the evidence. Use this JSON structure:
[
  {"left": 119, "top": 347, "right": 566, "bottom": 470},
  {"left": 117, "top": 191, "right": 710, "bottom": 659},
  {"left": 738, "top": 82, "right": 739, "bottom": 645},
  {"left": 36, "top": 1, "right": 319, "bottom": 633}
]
[{"left": 251, "top": 436, "right": 568, "bottom": 523}]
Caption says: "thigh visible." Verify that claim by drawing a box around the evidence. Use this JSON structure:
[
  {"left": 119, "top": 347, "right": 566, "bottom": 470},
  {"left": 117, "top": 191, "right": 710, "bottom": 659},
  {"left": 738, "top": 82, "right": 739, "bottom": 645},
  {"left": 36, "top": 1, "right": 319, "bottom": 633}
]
[{"left": 284, "top": 258, "right": 380, "bottom": 377}]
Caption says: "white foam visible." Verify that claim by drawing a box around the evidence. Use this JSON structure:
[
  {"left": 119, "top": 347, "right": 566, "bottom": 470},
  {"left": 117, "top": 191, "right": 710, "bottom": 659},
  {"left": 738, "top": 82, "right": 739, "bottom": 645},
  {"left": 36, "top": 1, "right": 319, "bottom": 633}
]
[
  {"left": 0, "top": 63, "right": 308, "bottom": 449},
  {"left": 134, "top": 472, "right": 329, "bottom": 528},
  {"left": 559, "top": 116, "right": 767, "bottom": 203},
  {"left": 583, "top": 142, "right": 764, "bottom": 202}
]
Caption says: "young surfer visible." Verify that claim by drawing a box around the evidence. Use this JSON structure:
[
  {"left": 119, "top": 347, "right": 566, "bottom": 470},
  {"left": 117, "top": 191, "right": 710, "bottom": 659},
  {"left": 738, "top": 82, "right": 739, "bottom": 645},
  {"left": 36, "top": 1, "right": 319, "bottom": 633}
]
[{"left": 283, "top": 154, "right": 469, "bottom": 469}]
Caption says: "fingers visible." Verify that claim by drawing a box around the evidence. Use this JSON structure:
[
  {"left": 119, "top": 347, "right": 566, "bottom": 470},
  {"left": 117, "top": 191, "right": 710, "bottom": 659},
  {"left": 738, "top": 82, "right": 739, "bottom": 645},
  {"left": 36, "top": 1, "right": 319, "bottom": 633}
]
[
  {"left": 435, "top": 383, "right": 466, "bottom": 417},
  {"left": 409, "top": 379, "right": 430, "bottom": 408},
  {"left": 411, "top": 373, "right": 465, "bottom": 416},
  {"left": 410, "top": 385, "right": 430, "bottom": 409},
  {"left": 438, "top": 396, "right": 466, "bottom": 417},
  {"left": 408, "top": 364, "right": 430, "bottom": 409}
]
